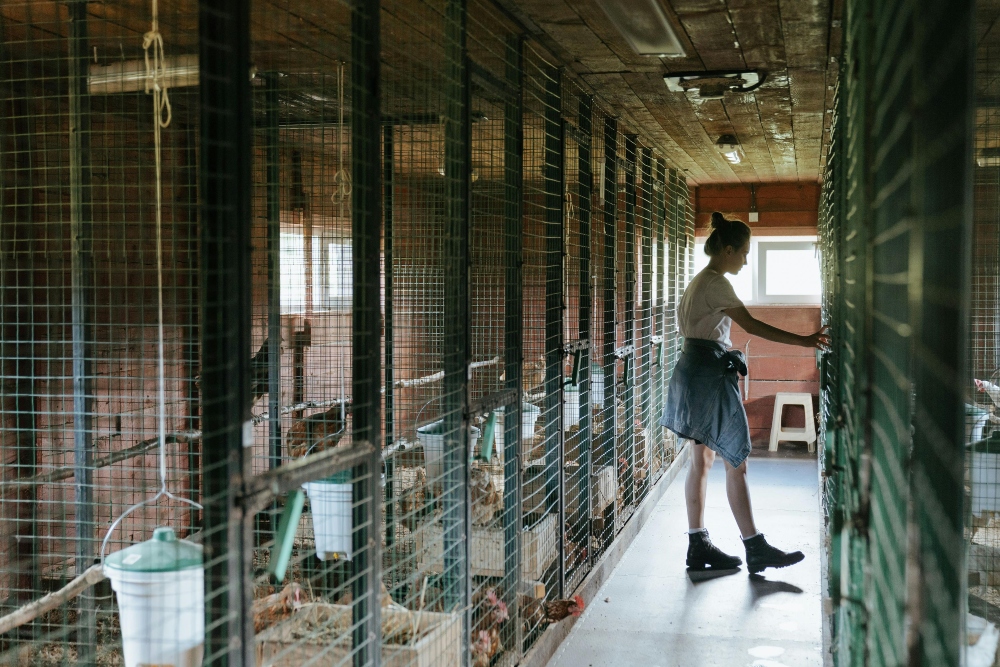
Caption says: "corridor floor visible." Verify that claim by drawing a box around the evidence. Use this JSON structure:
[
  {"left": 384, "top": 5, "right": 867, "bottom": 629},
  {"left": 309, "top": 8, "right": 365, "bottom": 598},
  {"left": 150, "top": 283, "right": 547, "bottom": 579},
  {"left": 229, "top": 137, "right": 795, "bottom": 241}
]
[{"left": 548, "top": 455, "right": 824, "bottom": 667}]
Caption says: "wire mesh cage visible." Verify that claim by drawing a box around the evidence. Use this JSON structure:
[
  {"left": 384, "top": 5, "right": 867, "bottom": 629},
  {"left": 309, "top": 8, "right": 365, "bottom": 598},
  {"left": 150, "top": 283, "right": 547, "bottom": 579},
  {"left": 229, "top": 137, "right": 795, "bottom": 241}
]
[
  {"left": 0, "top": 1, "right": 697, "bottom": 665},
  {"left": 966, "top": 11, "right": 1000, "bottom": 665}
]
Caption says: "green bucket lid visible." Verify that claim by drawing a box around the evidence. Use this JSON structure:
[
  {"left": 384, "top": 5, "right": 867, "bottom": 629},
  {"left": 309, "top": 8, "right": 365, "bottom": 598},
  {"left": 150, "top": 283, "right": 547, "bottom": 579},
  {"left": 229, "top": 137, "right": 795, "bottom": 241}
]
[
  {"left": 314, "top": 470, "right": 352, "bottom": 484},
  {"left": 417, "top": 420, "right": 481, "bottom": 437},
  {"left": 105, "top": 527, "right": 203, "bottom": 573}
]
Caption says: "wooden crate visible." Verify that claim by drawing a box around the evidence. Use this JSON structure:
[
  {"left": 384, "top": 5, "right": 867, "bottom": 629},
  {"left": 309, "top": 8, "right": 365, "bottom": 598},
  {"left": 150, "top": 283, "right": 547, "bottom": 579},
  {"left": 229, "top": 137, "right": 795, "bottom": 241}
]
[
  {"left": 414, "top": 513, "right": 557, "bottom": 581},
  {"left": 256, "top": 603, "right": 461, "bottom": 667}
]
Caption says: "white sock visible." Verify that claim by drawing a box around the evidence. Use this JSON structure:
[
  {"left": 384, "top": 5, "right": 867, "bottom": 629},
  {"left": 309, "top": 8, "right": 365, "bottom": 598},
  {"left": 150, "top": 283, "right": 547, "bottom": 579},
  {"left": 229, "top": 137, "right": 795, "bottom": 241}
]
[
  {"left": 742, "top": 531, "right": 761, "bottom": 541},
  {"left": 688, "top": 528, "right": 707, "bottom": 535}
]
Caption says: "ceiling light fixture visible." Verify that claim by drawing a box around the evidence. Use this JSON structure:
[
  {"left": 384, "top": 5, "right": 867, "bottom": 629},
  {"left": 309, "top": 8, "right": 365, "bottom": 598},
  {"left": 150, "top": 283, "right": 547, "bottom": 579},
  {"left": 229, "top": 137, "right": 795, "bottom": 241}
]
[
  {"left": 664, "top": 70, "right": 765, "bottom": 100},
  {"left": 977, "top": 147, "right": 1000, "bottom": 167},
  {"left": 593, "top": 0, "right": 686, "bottom": 58},
  {"left": 716, "top": 134, "right": 742, "bottom": 165}
]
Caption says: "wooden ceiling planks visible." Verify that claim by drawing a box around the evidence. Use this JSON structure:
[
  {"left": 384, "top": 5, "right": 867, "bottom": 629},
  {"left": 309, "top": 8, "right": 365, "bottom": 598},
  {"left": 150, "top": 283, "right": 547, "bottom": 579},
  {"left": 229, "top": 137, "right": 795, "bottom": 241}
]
[{"left": 504, "top": 0, "right": 839, "bottom": 185}]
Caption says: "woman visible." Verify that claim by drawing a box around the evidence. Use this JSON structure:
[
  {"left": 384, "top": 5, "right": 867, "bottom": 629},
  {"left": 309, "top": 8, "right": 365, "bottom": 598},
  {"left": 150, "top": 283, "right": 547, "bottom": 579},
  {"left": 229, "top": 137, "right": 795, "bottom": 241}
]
[{"left": 661, "top": 212, "right": 829, "bottom": 574}]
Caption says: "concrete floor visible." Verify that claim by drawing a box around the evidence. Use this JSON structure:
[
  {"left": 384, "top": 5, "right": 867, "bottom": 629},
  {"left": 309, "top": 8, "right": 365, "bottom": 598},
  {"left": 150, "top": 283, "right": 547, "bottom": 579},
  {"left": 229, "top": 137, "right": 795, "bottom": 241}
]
[{"left": 547, "top": 455, "right": 823, "bottom": 667}]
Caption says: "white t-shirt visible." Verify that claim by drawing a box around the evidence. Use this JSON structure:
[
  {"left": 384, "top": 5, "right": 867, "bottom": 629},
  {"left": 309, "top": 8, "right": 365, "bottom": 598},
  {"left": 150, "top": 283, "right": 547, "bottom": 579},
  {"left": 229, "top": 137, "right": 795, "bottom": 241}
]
[{"left": 678, "top": 268, "right": 744, "bottom": 347}]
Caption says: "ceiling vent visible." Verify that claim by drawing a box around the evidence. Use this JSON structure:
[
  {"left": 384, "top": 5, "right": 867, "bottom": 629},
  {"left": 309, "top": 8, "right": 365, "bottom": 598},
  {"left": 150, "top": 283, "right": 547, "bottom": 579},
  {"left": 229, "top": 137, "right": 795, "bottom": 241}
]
[
  {"left": 664, "top": 71, "right": 766, "bottom": 99},
  {"left": 593, "top": 0, "right": 686, "bottom": 58}
]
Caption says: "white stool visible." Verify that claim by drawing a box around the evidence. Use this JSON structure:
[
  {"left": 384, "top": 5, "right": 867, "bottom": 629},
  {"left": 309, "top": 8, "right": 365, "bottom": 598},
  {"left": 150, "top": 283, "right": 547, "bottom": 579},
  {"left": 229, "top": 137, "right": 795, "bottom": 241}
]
[{"left": 769, "top": 392, "right": 817, "bottom": 453}]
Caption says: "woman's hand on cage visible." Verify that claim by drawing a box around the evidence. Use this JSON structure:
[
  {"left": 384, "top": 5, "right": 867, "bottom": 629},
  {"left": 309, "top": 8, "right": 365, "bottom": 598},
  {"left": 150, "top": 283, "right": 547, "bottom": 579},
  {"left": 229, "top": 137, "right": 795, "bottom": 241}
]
[{"left": 804, "top": 326, "right": 831, "bottom": 351}]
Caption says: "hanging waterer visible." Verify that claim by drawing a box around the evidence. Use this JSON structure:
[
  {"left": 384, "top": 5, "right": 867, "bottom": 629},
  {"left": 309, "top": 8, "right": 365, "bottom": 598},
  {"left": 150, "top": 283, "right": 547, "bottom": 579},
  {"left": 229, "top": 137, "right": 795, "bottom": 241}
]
[
  {"left": 492, "top": 401, "right": 542, "bottom": 451},
  {"left": 104, "top": 527, "right": 204, "bottom": 667},
  {"left": 303, "top": 470, "right": 354, "bottom": 561},
  {"left": 563, "top": 383, "right": 581, "bottom": 428},
  {"left": 102, "top": 10, "right": 204, "bottom": 666},
  {"left": 417, "top": 421, "right": 482, "bottom": 480}
]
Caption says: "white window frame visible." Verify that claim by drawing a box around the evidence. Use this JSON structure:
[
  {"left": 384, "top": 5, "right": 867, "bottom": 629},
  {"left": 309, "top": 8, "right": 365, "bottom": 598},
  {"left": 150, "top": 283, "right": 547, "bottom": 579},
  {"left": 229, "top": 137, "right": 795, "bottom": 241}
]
[{"left": 754, "top": 237, "right": 821, "bottom": 305}]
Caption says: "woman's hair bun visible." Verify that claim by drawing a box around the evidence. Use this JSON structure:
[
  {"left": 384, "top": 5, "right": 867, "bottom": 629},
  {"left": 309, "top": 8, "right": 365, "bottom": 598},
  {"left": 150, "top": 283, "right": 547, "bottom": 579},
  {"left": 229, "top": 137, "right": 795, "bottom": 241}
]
[{"left": 704, "top": 211, "right": 751, "bottom": 257}]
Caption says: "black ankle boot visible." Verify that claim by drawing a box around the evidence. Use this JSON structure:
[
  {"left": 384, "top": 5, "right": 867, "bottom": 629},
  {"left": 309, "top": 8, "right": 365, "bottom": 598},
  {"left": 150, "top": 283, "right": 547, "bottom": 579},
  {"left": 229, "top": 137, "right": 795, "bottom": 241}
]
[
  {"left": 743, "top": 533, "right": 804, "bottom": 574},
  {"left": 686, "top": 530, "right": 742, "bottom": 570}
]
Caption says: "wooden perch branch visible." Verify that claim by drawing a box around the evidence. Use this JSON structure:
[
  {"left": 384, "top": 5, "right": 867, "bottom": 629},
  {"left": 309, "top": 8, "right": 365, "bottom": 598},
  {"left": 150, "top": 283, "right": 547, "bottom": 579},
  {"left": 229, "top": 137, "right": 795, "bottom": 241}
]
[
  {"left": 0, "top": 564, "right": 106, "bottom": 635},
  {"left": 0, "top": 431, "right": 201, "bottom": 496},
  {"left": 251, "top": 398, "right": 350, "bottom": 425},
  {"left": 389, "top": 355, "right": 501, "bottom": 390}
]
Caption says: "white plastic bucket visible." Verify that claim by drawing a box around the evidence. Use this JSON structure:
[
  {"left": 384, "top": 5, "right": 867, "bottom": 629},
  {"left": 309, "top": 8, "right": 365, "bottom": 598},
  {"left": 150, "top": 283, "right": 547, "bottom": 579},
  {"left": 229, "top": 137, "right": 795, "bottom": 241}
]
[
  {"left": 104, "top": 528, "right": 204, "bottom": 667},
  {"left": 417, "top": 422, "right": 481, "bottom": 480},
  {"left": 522, "top": 402, "right": 541, "bottom": 438},
  {"left": 590, "top": 365, "right": 605, "bottom": 409},
  {"left": 563, "top": 385, "right": 580, "bottom": 428},
  {"left": 304, "top": 477, "right": 353, "bottom": 561},
  {"left": 972, "top": 452, "right": 1000, "bottom": 515},
  {"left": 494, "top": 403, "right": 542, "bottom": 451}
]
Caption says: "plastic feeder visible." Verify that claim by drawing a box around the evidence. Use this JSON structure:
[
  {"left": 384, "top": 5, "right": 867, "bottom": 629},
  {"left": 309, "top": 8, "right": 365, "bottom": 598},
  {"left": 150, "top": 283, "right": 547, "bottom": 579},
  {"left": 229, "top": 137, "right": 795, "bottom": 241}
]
[
  {"left": 591, "top": 365, "right": 605, "bottom": 409},
  {"left": 563, "top": 384, "right": 580, "bottom": 428},
  {"left": 416, "top": 421, "right": 481, "bottom": 480},
  {"left": 303, "top": 470, "right": 353, "bottom": 561},
  {"left": 494, "top": 402, "right": 542, "bottom": 451},
  {"left": 104, "top": 526, "right": 204, "bottom": 667}
]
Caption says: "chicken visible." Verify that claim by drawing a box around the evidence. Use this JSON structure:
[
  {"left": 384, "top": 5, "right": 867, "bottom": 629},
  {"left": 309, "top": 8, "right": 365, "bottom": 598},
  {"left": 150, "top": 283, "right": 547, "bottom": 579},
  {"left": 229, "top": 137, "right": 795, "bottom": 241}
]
[
  {"left": 470, "top": 464, "right": 503, "bottom": 526},
  {"left": 252, "top": 582, "right": 306, "bottom": 632},
  {"left": 520, "top": 594, "right": 545, "bottom": 630},
  {"left": 251, "top": 338, "right": 272, "bottom": 402},
  {"left": 977, "top": 379, "right": 1000, "bottom": 407},
  {"left": 471, "top": 589, "right": 506, "bottom": 667},
  {"left": 192, "top": 337, "right": 273, "bottom": 403},
  {"left": 523, "top": 357, "right": 546, "bottom": 393},
  {"left": 287, "top": 402, "right": 351, "bottom": 459},
  {"left": 543, "top": 594, "right": 585, "bottom": 623},
  {"left": 399, "top": 467, "right": 427, "bottom": 531},
  {"left": 336, "top": 579, "right": 396, "bottom": 608}
]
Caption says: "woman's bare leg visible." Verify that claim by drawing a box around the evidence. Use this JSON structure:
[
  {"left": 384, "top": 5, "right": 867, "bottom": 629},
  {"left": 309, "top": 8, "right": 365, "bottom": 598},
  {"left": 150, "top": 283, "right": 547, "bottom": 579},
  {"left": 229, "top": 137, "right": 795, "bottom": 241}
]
[
  {"left": 685, "top": 443, "right": 715, "bottom": 530},
  {"left": 724, "top": 458, "right": 758, "bottom": 538}
]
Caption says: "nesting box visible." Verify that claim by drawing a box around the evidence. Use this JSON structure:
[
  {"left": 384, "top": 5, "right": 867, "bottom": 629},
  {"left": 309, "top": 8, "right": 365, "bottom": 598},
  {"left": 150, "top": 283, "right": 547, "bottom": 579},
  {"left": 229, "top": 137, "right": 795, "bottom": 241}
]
[
  {"left": 413, "top": 512, "right": 557, "bottom": 581},
  {"left": 256, "top": 603, "right": 461, "bottom": 667}
]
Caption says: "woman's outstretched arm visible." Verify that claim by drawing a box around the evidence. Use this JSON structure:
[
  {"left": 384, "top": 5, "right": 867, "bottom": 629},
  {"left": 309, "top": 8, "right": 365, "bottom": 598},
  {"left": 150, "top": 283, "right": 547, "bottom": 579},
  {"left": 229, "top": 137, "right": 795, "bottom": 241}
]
[{"left": 724, "top": 306, "right": 830, "bottom": 350}]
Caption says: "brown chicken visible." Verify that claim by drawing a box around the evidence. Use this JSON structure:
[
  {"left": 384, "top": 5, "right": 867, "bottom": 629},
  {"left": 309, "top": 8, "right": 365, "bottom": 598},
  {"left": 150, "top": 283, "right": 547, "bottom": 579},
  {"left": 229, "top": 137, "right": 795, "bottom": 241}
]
[
  {"left": 499, "top": 356, "right": 547, "bottom": 393},
  {"left": 470, "top": 464, "right": 503, "bottom": 526},
  {"left": 287, "top": 402, "right": 351, "bottom": 459},
  {"left": 543, "top": 594, "right": 585, "bottom": 622},
  {"left": 252, "top": 582, "right": 306, "bottom": 632}
]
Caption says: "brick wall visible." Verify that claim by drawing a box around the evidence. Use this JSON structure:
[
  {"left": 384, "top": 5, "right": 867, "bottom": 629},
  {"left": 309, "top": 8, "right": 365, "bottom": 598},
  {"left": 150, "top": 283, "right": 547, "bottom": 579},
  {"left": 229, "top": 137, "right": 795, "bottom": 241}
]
[{"left": 729, "top": 307, "right": 821, "bottom": 447}]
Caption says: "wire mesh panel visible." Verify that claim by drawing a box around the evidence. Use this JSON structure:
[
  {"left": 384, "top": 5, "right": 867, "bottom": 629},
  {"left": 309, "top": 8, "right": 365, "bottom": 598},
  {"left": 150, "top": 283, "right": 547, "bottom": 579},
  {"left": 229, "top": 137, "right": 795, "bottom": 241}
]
[
  {"left": 519, "top": 42, "right": 563, "bottom": 651},
  {"left": 378, "top": 1, "right": 474, "bottom": 665},
  {"left": 0, "top": 2, "right": 700, "bottom": 665},
  {"left": 0, "top": 3, "right": 203, "bottom": 664},
  {"left": 561, "top": 80, "right": 592, "bottom": 594},
  {"left": 968, "top": 16, "right": 1000, "bottom": 661},
  {"left": 820, "top": 0, "right": 975, "bottom": 664},
  {"left": 591, "top": 112, "right": 617, "bottom": 557},
  {"left": 241, "top": 1, "right": 386, "bottom": 665}
]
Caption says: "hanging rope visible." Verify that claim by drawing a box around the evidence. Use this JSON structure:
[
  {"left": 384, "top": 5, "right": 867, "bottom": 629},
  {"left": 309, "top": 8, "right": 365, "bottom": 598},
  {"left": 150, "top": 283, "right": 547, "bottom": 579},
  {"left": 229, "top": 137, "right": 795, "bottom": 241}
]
[
  {"left": 101, "top": 0, "right": 201, "bottom": 561},
  {"left": 332, "top": 61, "right": 352, "bottom": 217}
]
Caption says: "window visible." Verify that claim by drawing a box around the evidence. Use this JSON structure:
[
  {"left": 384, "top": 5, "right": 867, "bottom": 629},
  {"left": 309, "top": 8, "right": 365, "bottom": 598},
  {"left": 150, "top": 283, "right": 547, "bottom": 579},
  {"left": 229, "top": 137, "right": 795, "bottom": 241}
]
[
  {"left": 280, "top": 231, "right": 353, "bottom": 314},
  {"left": 693, "top": 236, "right": 821, "bottom": 305},
  {"left": 758, "top": 240, "right": 821, "bottom": 303}
]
